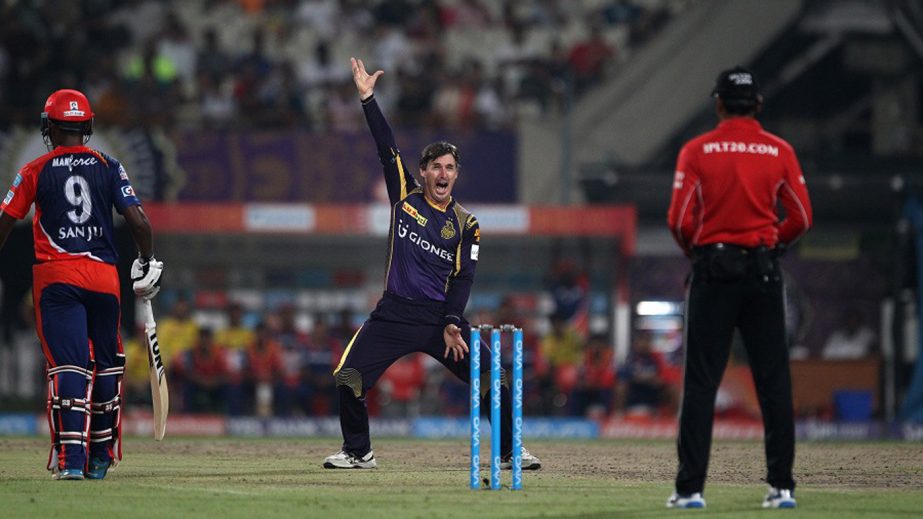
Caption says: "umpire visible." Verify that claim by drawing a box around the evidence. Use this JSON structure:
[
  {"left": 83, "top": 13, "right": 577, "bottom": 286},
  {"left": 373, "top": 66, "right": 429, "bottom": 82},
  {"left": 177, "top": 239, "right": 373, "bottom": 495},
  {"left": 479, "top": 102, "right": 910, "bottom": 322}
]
[{"left": 665, "top": 66, "right": 812, "bottom": 509}]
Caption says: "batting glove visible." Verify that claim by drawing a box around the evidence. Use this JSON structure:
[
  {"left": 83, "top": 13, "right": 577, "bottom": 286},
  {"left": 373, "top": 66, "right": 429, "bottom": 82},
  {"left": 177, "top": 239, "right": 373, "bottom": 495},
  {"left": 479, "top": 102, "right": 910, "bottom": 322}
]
[{"left": 131, "top": 255, "right": 164, "bottom": 300}]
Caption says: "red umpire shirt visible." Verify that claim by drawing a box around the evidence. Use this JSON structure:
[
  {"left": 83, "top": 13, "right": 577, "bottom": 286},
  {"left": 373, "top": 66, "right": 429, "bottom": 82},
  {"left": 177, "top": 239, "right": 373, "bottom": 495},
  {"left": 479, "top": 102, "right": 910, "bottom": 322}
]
[{"left": 667, "top": 117, "right": 812, "bottom": 253}]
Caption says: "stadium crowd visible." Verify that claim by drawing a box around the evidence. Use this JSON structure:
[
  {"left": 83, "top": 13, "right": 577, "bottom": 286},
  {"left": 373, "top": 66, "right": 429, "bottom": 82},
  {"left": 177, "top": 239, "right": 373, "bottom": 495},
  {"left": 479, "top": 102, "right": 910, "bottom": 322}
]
[
  {"left": 0, "top": 0, "right": 681, "bottom": 131},
  {"left": 119, "top": 295, "right": 676, "bottom": 419}
]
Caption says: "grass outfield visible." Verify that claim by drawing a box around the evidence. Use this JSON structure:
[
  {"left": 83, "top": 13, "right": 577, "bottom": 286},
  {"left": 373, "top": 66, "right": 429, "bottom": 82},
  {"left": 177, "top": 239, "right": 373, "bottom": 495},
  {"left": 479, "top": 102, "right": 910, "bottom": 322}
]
[{"left": 1, "top": 437, "right": 921, "bottom": 518}]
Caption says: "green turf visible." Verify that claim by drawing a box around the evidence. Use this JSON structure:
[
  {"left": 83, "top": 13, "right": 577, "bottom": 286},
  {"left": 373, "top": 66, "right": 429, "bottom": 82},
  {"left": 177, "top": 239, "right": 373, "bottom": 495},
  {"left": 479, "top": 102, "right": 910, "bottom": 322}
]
[{"left": 0, "top": 437, "right": 920, "bottom": 518}]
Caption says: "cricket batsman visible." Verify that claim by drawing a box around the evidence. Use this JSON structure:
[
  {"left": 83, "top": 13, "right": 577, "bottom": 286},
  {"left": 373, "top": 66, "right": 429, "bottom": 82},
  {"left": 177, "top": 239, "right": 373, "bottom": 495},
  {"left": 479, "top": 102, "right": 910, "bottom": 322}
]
[{"left": 0, "top": 89, "right": 163, "bottom": 479}]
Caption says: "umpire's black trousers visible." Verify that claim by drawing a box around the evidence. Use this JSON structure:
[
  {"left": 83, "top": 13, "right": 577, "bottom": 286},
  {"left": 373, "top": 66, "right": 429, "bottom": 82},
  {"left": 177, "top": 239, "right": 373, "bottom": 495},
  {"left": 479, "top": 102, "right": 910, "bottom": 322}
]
[{"left": 675, "top": 245, "right": 796, "bottom": 494}]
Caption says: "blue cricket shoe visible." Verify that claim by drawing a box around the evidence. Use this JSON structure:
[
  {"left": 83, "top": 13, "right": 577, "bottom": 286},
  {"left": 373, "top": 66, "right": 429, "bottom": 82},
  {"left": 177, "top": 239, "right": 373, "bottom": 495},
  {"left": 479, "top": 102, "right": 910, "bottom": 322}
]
[{"left": 86, "top": 457, "right": 112, "bottom": 480}]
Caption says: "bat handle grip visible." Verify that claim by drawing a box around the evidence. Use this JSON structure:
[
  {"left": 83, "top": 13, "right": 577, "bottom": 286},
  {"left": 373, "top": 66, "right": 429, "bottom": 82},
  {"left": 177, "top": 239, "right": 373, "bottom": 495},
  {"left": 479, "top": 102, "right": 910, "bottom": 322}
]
[{"left": 140, "top": 298, "right": 156, "bottom": 329}]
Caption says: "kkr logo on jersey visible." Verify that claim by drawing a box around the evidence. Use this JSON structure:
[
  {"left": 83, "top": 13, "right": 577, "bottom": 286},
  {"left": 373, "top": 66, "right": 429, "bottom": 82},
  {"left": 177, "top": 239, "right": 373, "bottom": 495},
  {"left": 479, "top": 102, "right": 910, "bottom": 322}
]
[
  {"left": 440, "top": 220, "right": 456, "bottom": 240},
  {"left": 402, "top": 202, "right": 428, "bottom": 227}
]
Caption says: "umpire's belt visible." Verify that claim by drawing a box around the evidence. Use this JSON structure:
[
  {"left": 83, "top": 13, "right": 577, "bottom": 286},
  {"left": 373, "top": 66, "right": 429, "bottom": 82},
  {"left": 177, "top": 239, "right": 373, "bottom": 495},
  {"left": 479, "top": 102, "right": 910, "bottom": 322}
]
[
  {"left": 692, "top": 243, "right": 777, "bottom": 282},
  {"left": 692, "top": 242, "right": 759, "bottom": 258}
]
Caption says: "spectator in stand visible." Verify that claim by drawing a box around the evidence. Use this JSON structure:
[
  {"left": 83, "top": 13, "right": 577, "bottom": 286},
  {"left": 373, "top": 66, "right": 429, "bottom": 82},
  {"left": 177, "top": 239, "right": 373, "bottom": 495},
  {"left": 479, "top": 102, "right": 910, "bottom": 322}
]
[
  {"left": 373, "top": 25, "right": 414, "bottom": 79},
  {"left": 325, "top": 80, "right": 365, "bottom": 132},
  {"left": 156, "top": 11, "right": 197, "bottom": 97},
  {"left": 196, "top": 27, "right": 232, "bottom": 85},
  {"left": 245, "top": 322, "right": 285, "bottom": 417},
  {"left": 406, "top": 0, "right": 443, "bottom": 41},
  {"left": 443, "top": 0, "right": 493, "bottom": 28},
  {"left": 215, "top": 301, "right": 254, "bottom": 412},
  {"left": 216, "top": 301, "right": 255, "bottom": 351},
  {"left": 379, "top": 353, "right": 427, "bottom": 417},
  {"left": 303, "top": 315, "right": 342, "bottom": 415},
  {"left": 233, "top": 28, "right": 275, "bottom": 125},
  {"left": 121, "top": 330, "right": 152, "bottom": 407},
  {"left": 331, "top": 307, "right": 358, "bottom": 348},
  {"left": 546, "top": 258, "right": 590, "bottom": 329},
  {"left": 124, "top": 40, "right": 180, "bottom": 127},
  {"left": 92, "top": 68, "right": 136, "bottom": 128},
  {"left": 295, "top": 0, "right": 341, "bottom": 41},
  {"left": 568, "top": 24, "right": 615, "bottom": 94},
  {"left": 616, "top": 332, "right": 671, "bottom": 416},
  {"left": 433, "top": 60, "right": 481, "bottom": 128},
  {"left": 374, "top": 0, "right": 416, "bottom": 27},
  {"left": 518, "top": 38, "right": 573, "bottom": 115},
  {"left": 259, "top": 61, "right": 309, "bottom": 127},
  {"left": 574, "top": 334, "right": 616, "bottom": 417},
  {"left": 517, "top": 59, "right": 554, "bottom": 115},
  {"left": 297, "top": 40, "right": 350, "bottom": 112},
  {"left": 157, "top": 297, "right": 199, "bottom": 367},
  {"left": 495, "top": 23, "right": 539, "bottom": 100},
  {"left": 271, "top": 304, "right": 310, "bottom": 416},
  {"left": 177, "top": 328, "right": 231, "bottom": 413},
  {"left": 108, "top": 0, "right": 167, "bottom": 44},
  {"left": 474, "top": 71, "right": 508, "bottom": 129},
  {"left": 540, "top": 311, "right": 584, "bottom": 413},
  {"left": 0, "top": 0, "right": 678, "bottom": 129},
  {"left": 821, "top": 307, "right": 877, "bottom": 360},
  {"left": 396, "top": 66, "right": 437, "bottom": 127},
  {"left": 198, "top": 73, "right": 236, "bottom": 128}
]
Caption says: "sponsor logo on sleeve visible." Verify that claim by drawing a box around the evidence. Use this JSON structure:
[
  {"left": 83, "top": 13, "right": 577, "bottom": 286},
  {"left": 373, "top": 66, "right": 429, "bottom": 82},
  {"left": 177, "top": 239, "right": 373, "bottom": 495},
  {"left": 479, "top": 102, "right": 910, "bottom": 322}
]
[
  {"left": 121, "top": 185, "right": 135, "bottom": 198},
  {"left": 12, "top": 174, "right": 22, "bottom": 187},
  {"left": 471, "top": 244, "right": 479, "bottom": 261},
  {"left": 402, "top": 201, "right": 428, "bottom": 226},
  {"left": 3, "top": 190, "right": 14, "bottom": 205},
  {"left": 119, "top": 164, "right": 129, "bottom": 181},
  {"left": 474, "top": 228, "right": 480, "bottom": 243},
  {"left": 673, "top": 171, "right": 684, "bottom": 189}
]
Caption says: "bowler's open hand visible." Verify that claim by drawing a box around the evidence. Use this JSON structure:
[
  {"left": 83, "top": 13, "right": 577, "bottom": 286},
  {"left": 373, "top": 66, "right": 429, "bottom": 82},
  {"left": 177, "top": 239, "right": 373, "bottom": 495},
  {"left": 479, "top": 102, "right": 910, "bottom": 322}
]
[
  {"left": 351, "top": 57, "right": 383, "bottom": 101},
  {"left": 444, "top": 324, "right": 469, "bottom": 362}
]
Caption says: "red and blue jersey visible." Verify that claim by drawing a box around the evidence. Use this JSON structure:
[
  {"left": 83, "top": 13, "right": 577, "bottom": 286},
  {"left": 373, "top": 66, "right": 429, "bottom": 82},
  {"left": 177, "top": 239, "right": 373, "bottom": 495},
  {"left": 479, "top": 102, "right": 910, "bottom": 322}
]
[{"left": 1, "top": 145, "right": 141, "bottom": 265}]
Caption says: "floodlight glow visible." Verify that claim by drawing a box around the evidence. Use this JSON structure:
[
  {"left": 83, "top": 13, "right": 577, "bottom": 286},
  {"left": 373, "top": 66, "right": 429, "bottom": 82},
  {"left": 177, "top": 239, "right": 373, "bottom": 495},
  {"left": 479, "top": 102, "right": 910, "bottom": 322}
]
[{"left": 636, "top": 301, "right": 676, "bottom": 316}]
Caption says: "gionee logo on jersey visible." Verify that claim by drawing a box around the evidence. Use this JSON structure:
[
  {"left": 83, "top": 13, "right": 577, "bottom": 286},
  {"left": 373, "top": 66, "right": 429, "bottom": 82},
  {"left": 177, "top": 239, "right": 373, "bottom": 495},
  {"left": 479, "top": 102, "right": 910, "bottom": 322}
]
[
  {"left": 402, "top": 202, "right": 428, "bottom": 226},
  {"left": 397, "top": 220, "right": 454, "bottom": 262},
  {"left": 52, "top": 156, "right": 98, "bottom": 168}
]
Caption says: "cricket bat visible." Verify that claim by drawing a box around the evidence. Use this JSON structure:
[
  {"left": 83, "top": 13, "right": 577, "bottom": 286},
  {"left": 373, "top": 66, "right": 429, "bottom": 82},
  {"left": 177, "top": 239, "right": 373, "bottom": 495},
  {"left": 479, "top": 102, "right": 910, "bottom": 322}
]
[{"left": 141, "top": 298, "right": 169, "bottom": 440}]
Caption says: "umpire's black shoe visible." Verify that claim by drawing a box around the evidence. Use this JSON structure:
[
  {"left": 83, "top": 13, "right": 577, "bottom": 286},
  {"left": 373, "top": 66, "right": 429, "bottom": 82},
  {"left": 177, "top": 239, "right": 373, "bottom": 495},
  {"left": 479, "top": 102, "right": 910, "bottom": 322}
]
[{"left": 499, "top": 448, "right": 542, "bottom": 470}]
